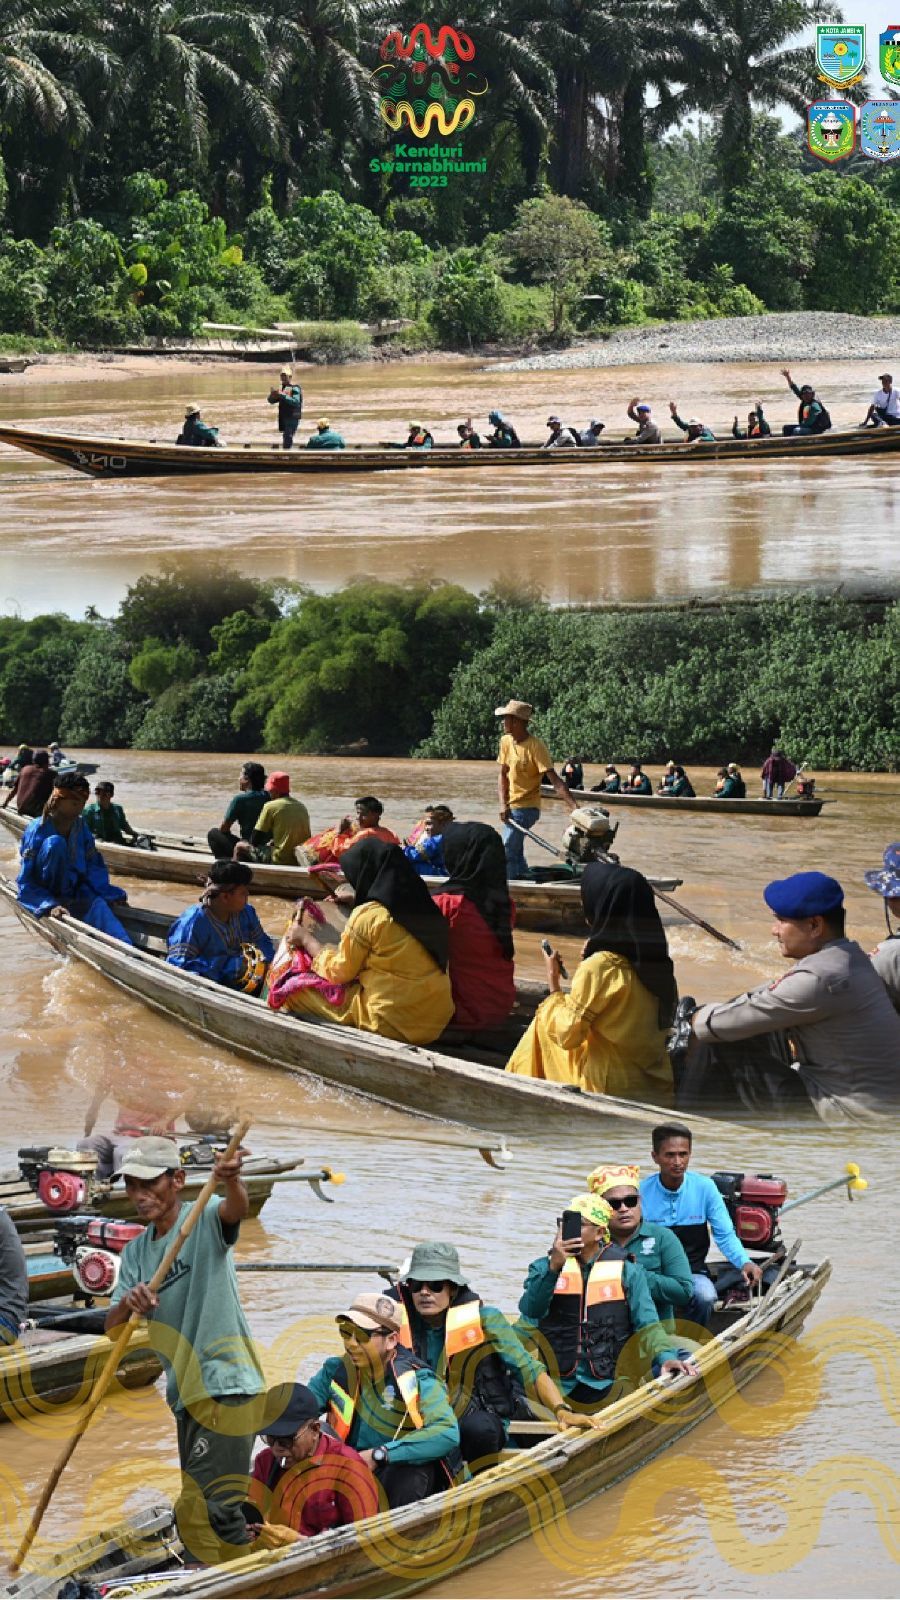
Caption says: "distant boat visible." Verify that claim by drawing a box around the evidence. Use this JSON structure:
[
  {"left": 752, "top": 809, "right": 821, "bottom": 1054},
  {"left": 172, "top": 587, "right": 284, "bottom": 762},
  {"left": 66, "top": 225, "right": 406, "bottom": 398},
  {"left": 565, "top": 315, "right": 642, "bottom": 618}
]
[{"left": 543, "top": 784, "right": 825, "bottom": 817}]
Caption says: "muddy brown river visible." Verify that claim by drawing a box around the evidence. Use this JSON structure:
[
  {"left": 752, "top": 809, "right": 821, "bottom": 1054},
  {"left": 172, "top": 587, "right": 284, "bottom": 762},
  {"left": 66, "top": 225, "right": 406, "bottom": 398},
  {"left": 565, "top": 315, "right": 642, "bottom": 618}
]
[{"left": 0, "top": 753, "right": 897, "bottom": 1594}]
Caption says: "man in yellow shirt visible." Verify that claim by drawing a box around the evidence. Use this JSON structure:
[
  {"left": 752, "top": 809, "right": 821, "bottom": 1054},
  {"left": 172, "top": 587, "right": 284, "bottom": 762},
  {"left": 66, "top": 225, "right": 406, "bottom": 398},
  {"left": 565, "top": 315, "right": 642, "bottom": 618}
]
[
  {"left": 238, "top": 772, "right": 311, "bottom": 866},
  {"left": 495, "top": 699, "right": 575, "bottom": 879}
]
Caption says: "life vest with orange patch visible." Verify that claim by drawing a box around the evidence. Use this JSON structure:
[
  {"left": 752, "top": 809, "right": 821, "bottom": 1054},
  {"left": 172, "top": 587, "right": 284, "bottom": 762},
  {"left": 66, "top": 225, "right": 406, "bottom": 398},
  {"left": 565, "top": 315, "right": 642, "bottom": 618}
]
[
  {"left": 393, "top": 1286, "right": 517, "bottom": 1419},
  {"left": 326, "top": 1350, "right": 465, "bottom": 1483},
  {"left": 539, "top": 1244, "right": 632, "bottom": 1381}
]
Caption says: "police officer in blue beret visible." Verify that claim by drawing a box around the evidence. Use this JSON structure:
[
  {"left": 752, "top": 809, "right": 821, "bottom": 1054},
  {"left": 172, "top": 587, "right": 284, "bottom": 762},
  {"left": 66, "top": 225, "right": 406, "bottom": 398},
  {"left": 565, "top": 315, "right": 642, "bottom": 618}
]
[{"left": 682, "top": 871, "right": 900, "bottom": 1122}]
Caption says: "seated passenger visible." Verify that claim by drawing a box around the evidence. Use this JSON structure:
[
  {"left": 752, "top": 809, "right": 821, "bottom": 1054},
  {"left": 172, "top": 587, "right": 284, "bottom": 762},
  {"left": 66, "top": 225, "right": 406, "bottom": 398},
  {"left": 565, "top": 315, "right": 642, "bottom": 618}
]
[
  {"left": 249, "top": 1382, "right": 379, "bottom": 1543},
  {"left": 668, "top": 402, "right": 714, "bottom": 441},
  {"left": 276, "top": 838, "right": 454, "bottom": 1044},
  {"left": 83, "top": 781, "right": 139, "bottom": 845},
  {"left": 2, "top": 748, "right": 53, "bottom": 817},
  {"left": 543, "top": 416, "right": 578, "bottom": 448},
  {"left": 432, "top": 821, "right": 516, "bottom": 1029},
  {"left": 716, "top": 762, "right": 746, "bottom": 799},
  {"left": 624, "top": 401, "right": 661, "bottom": 445},
  {"left": 403, "top": 804, "right": 454, "bottom": 876},
  {"left": 585, "top": 1162, "right": 692, "bottom": 1323},
  {"left": 16, "top": 771, "right": 131, "bottom": 942},
  {"left": 621, "top": 761, "right": 652, "bottom": 795},
  {"left": 304, "top": 796, "right": 401, "bottom": 867},
  {"left": 864, "top": 841, "right": 900, "bottom": 1011},
  {"left": 517, "top": 1194, "right": 697, "bottom": 1410},
  {"left": 667, "top": 765, "right": 695, "bottom": 798},
  {"left": 456, "top": 418, "right": 482, "bottom": 448},
  {"left": 388, "top": 1241, "right": 597, "bottom": 1469},
  {"left": 404, "top": 423, "right": 434, "bottom": 449},
  {"left": 591, "top": 763, "right": 621, "bottom": 794},
  {"left": 578, "top": 419, "right": 605, "bottom": 446},
  {"left": 561, "top": 758, "right": 584, "bottom": 791},
  {"left": 303, "top": 1291, "right": 463, "bottom": 1508},
  {"left": 486, "top": 410, "right": 521, "bottom": 448},
  {"left": 208, "top": 762, "right": 268, "bottom": 861},
  {"left": 239, "top": 772, "right": 310, "bottom": 866},
  {"left": 166, "top": 860, "right": 275, "bottom": 991},
  {"left": 0, "top": 1207, "right": 27, "bottom": 1348},
  {"left": 505, "top": 863, "right": 676, "bottom": 1103},
  {"left": 657, "top": 761, "right": 677, "bottom": 793},
  {"left": 176, "top": 403, "right": 221, "bottom": 446},
  {"left": 732, "top": 403, "right": 770, "bottom": 439},
  {"left": 306, "top": 417, "right": 346, "bottom": 450}
]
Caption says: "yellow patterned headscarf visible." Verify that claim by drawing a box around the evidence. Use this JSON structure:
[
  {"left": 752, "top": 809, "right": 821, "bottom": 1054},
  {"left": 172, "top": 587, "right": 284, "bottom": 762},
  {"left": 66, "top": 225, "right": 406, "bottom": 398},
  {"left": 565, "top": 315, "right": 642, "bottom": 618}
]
[
  {"left": 587, "top": 1163, "right": 640, "bottom": 1197},
  {"left": 568, "top": 1193, "right": 612, "bottom": 1234}
]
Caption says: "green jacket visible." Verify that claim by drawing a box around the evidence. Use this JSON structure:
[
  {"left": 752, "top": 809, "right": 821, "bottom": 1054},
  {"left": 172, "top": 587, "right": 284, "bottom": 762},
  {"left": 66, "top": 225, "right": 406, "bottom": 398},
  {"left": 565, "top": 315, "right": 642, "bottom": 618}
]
[
  {"left": 612, "top": 1221, "right": 693, "bottom": 1322},
  {"left": 305, "top": 1354, "right": 460, "bottom": 1465},
  {"left": 307, "top": 428, "right": 345, "bottom": 450}
]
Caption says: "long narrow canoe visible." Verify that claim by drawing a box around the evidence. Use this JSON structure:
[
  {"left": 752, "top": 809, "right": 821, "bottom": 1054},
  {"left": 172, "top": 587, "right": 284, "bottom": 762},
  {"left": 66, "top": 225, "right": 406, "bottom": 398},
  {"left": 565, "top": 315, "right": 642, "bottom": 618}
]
[
  {"left": 6, "top": 1256, "right": 831, "bottom": 1595},
  {"left": 0, "top": 880, "right": 735, "bottom": 1138},
  {"left": 2, "top": 420, "right": 899, "bottom": 474},
  {"left": 0, "top": 809, "right": 682, "bottom": 932},
  {"left": 542, "top": 783, "right": 825, "bottom": 817},
  {"left": 0, "top": 1325, "right": 161, "bottom": 1425}
]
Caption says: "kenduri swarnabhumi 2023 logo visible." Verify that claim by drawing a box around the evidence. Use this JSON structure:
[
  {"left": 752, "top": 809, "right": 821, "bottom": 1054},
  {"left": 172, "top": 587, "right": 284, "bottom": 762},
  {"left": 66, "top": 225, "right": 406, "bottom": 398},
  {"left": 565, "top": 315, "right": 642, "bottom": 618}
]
[{"left": 369, "top": 24, "right": 489, "bottom": 187}]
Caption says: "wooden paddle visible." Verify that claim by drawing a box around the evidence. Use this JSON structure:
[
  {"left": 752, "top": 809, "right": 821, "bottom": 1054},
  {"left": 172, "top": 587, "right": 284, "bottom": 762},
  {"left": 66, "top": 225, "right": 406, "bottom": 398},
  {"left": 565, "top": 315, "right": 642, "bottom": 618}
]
[{"left": 11, "top": 1117, "right": 251, "bottom": 1575}]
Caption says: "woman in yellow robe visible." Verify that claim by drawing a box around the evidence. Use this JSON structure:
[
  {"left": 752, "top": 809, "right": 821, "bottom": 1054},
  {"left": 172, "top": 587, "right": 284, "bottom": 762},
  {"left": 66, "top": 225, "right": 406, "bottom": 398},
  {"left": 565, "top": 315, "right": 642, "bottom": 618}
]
[
  {"left": 506, "top": 864, "right": 676, "bottom": 1104},
  {"left": 278, "top": 837, "right": 454, "bottom": 1045}
]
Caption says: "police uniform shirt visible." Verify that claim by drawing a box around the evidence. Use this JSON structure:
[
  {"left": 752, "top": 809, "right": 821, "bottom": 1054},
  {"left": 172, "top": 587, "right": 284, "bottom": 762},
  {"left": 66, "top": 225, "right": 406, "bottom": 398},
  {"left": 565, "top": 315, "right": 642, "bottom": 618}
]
[
  {"left": 871, "top": 937, "right": 900, "bottom": 1012},
  {"left": 692, "top": 938, "right": 900, "bottom": 1121}
]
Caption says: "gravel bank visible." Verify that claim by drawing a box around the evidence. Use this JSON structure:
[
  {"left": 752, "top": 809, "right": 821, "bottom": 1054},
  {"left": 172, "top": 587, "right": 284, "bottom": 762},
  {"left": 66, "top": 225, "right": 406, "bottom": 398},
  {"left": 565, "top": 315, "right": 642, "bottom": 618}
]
[{"left": 497, "top": 312, "right": 900, "bottom": 372}]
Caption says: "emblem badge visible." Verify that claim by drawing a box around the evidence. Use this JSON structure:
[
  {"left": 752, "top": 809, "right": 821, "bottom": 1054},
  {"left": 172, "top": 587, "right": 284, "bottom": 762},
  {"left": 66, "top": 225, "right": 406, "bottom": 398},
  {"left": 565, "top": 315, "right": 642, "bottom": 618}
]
[
  {"left": 880, "top": 25, "right": 900, "bottom": 84},
  {"left": 860, "top": 101, "right": 900, "bottom": 160},
  {"left": 642, "top": 1238, "right": 655, "bottom": 1254},
  {"left": 816, "top": 25, "right": 865, "bottom": 87},
  {"left": 807, "top": 100, "right": 857, "bottom": 162}
]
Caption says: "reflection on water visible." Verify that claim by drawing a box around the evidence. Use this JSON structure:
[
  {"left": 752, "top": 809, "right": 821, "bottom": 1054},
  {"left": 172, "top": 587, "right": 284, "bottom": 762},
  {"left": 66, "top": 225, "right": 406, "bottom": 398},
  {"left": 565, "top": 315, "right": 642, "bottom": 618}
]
[
  {"left": 1, "top": 359, "right": 899, "bottom": 615},
  {"left": 0, "top": 753, "right": 896, "bottom": 1593}
]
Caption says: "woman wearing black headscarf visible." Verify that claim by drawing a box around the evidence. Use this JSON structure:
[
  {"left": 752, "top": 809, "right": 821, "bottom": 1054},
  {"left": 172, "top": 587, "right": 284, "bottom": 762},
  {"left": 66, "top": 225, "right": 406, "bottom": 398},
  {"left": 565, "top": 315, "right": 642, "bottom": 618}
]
[
  {"left": 432, "top": 822, "right": 516, "bottom": 1028},
  {"left": 506, "top": 863, "right": 675, "bottom": 1103},
  {"left": 280, "top": 837, "right": 454, "bottom": 1044}
]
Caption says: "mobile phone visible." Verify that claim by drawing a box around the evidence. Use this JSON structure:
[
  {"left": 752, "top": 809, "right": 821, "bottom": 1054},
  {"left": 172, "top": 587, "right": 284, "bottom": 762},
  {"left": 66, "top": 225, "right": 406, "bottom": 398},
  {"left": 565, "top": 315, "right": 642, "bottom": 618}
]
[
  {"left": 560, "top": 1208, "right": 583, "bottom": 1243},
  {"left": 540, "top": 939, "right": 569, "bottom": 979}
]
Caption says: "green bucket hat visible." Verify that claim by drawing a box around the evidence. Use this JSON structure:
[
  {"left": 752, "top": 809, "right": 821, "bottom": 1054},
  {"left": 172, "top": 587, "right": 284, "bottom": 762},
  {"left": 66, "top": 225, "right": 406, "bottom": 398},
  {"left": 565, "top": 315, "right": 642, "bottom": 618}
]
[{"left": 404, "top": 1241, "right": 469, "bottom": 1287}]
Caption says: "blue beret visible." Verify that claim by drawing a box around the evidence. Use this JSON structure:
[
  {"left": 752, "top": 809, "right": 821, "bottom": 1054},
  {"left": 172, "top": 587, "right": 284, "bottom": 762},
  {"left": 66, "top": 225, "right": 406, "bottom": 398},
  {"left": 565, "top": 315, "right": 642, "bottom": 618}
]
[{"left": 763, "top": 871, "right": 844, "bottom": 919}]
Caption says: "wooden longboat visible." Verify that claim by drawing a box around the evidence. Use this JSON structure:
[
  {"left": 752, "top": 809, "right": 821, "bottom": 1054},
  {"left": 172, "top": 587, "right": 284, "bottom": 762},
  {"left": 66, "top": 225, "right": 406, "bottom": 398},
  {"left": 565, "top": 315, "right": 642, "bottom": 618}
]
[
  {"left": 542, "top": 783, "right": 825, "bottom": 817},
  {"left": 0, "top": 1325, "right": 160, "bottom": 1426},
  {"left": 5, "top": 1257, "right": 831, "bottom": 1596},
  {"left": 0, "top": 809, "right": 682, "bottom": 933},
  {"left": 2, "top": 418, "right": 900, "bottom": 475},
  {"left": 0, "top": 880, "right": 735, "bottom": 1139}
]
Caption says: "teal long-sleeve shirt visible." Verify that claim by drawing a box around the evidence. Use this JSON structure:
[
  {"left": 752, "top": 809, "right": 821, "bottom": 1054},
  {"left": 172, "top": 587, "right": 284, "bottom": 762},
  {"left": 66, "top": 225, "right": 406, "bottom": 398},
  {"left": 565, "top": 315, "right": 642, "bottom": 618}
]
[
  {"left": 611, "top": 1222, "right": 693, "bottom": 1322},
  {"left": 305, "top": 1355, "right": 460, "bottom": 1465},
  {"left": 517, "top": 1252, "right": 678, "bottom": 1394}
]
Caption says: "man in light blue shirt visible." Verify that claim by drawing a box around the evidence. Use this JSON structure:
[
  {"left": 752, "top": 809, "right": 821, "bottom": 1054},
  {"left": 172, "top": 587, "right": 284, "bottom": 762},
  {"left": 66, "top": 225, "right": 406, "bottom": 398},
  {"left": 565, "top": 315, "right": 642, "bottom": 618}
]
[{"left": 640, "top": 1122, "right": 761, "bottom": 1327}]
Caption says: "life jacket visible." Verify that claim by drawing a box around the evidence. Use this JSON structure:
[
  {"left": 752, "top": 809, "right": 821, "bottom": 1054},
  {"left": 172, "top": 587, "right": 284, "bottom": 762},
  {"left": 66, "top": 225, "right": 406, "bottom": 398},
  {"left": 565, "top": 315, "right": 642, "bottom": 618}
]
[
  {"left": 327, "top": 1350, "right": 464, "bottom": 1484},
  {"left": 798, "top": 398, "right": 830, "bottom": 433},
  {"left": 407, "top": 429, "right": 434, "bottom": 448},
  {"left": 539, "top": 1245, "right": 632, "bottom": 1381},
  {"left": 669, "top": 1223, "right": 710, "bottom": 1272},
  {"left": 394, "top": 1287, "right": 517, "bottom": 1419}
]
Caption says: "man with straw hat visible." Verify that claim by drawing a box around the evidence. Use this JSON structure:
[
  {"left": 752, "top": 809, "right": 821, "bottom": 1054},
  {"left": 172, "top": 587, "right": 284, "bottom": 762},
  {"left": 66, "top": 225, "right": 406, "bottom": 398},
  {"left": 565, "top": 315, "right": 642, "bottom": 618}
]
[
  {"left": 495, "top": 698, "right": 575, "bottom": 879},
  {"left": 176, "top": 403, "right": 220, "bottom": 447},
  {"left": 268, "top": 368, "right": 303, "bottom": 449},
  {"left": 516, "top": 1192, "right": 697, "bottom": 1412}
]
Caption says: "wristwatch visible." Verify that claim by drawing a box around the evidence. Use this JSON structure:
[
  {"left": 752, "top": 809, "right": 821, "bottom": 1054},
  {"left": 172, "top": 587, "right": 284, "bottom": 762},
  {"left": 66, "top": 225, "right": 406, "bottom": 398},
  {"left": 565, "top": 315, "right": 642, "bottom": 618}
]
[{"left": 371, "top": 1446, "right": 388, "bottom": 1467}]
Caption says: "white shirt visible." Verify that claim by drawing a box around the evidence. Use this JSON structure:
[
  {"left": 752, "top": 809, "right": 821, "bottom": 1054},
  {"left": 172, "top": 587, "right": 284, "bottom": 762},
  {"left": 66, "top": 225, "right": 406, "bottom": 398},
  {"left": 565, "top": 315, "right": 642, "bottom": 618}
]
[{"left": 872, "top": 387, "right": 900, "bottom": 417}]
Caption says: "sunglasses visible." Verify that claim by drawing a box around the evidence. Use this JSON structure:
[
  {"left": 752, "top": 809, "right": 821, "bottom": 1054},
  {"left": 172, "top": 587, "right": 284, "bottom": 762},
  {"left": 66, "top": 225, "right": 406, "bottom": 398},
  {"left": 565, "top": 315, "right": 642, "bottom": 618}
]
[
  {"left": 607, "top": 1195, "right": 640, "bottom": 1210},
  {"left": 407, "top": 1279, "right": 449, "bottom": 1294},
  {"left": 261, "top": 1428, "right": 305, "bottom": 1446},
  {"left": 337, "top": 1320, "right": 389, "bottom": 1344}
]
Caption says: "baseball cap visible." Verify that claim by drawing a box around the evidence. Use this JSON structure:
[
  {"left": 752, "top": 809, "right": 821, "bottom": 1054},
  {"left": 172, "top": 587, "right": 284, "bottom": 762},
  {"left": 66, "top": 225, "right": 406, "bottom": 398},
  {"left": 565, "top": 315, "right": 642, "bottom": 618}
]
[
  {"left": 338, "top": 1292, "right": 403, "bottom": 1333},
  {"left": 114, "top": 1137, "right": 182, "bottom": 1180},
  {"left": 258, "top": 1383, "right": 321, "bottom": 1438}
]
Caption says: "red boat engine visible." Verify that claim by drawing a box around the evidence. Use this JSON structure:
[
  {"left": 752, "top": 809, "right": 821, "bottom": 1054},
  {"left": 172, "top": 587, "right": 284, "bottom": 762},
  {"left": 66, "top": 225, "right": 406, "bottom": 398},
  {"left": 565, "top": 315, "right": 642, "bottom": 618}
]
[
  {"left": 72, "top": 1219, "right": 144, "bottom": 1297},
  {"left": 20, "top": 1147, "right": 98, "bottom": 1213},
  {"left": 711, "top": 1172, "right": 788, "bottom": 1254}
]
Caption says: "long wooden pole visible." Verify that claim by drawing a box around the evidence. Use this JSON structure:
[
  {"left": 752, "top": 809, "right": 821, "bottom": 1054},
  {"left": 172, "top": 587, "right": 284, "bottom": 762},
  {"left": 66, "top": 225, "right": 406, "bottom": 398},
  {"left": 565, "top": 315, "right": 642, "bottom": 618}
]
[{"left": 11, "top": 1118, "right": 251, "bottom": 1575}]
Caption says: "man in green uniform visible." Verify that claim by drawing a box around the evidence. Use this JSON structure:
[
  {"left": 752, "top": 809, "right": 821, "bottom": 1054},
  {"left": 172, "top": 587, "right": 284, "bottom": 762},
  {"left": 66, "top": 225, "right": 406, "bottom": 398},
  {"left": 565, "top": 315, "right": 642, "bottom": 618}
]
[
  {"left": 83, "top": 782, "right": 139, "bottom": 846},
  {"left": 304, "top": 1291, "right": 462, "bottom": 1508},
  {"left": 585, "top": 1163, "right": 693, "bottom": 1324},
  {"left": 177, "top": 405, "right": 221, "bottom": 447},
  {"left": 306, "top": 417, "right": 345, "bottom": 450},
  {"left": 106, "top": 1136, "right": 264, "bottom": 1563}
]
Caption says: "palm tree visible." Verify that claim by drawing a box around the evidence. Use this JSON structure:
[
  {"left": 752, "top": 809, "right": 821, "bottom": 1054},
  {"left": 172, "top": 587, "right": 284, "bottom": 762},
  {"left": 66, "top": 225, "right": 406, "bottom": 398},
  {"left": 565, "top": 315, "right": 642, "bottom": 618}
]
[{"left": 0, "top": 0, "right": 97, "bottom": 138}]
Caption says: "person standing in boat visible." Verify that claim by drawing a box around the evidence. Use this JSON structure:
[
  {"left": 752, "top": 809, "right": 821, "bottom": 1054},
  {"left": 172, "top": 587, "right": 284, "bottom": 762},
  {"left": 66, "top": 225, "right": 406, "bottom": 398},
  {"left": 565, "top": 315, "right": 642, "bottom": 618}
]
[
  {"left": 166, "top": 860, "right": 275, "bottom": 990},
  {"left": 83, "top": 781, "right": 139, "bottom": 845},
  {"left": 208, "top": 762, "right": 268, "bottom": 861},
  {"left": 863, "top": 842, "right": 900, "bottom": 1011},
  {"left": 506, "top": 862, "right": 676, "bottom": 1104},
  {"left": 431, "top": 821, "right": 516, "bottom": 1029},
  {"left": 732, "top": 403, "right": 770, "bottom": 439},
  {"left": 780, "top": 370, "right": 831, "bottom": 435},
  {"left": 106, "top": 1136, "right": 265, "bottom": 1563},
  {"left": 516, "top": 1193, "right": 697, "bottom": 1411},
  {"left": 0, "top": 1206, "right": 27, "bottom": 1348},
  {"left": 16, "top": 770, "right": 132, "bottom": 942},
  {"left": 268, "top": 368, "right": 303, "bottom": 449},
  {"left": 306, "top": 417, "right": 345, "bottom": 450},
  {"left": 1, "top": 748, "right": 53, "bottom": 816},
  {"left": 176, "top": 404, "right": 221, "bottom": 447},
  {"left": 496, "top": 699, "right": 576, "bottom": 879},
  {"left": 624, "top": 401, "right": 662, "bottom": 444},
  {"left": 761, "top": 747, "right": 796, "bottom": 799},
  {"left": 585, "top": 1163, "right": 693, "bottom": 1325}
]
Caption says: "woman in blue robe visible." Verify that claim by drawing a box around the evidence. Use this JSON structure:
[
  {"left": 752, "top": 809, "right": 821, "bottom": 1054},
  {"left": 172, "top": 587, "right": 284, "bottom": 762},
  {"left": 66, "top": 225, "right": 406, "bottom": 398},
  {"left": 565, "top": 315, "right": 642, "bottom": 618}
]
[
  {"left": 16, "top": 772, "right": 131, "bottom": 944},
  {"left": 166, "top": 859, "right": 275, "bottom": 988}
]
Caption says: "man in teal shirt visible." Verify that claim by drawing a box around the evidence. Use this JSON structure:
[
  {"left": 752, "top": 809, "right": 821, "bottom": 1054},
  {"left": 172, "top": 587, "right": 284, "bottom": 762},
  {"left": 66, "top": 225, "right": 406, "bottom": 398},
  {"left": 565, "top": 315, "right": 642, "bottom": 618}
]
[
  {"left": 107, "top": 1136, "right": 264, "bottom": 1563},
  {"left": 208, "top": 762, "right": 268, "bottom": 861},
  {"left": 306, "top": 417, "right": 346, "bottom": 450},
  {"left": 586, "top": 1162, "right": 693, "bottom": 1324},
  {"left": 517, "top": 1193, "right": 698, "bottom": 1409},
  {"left": 304, "top": 1291, "right": 462, "bottom": 1507},
  {"left": 83, "top": 781, "right": 138, "bottom": 846}
]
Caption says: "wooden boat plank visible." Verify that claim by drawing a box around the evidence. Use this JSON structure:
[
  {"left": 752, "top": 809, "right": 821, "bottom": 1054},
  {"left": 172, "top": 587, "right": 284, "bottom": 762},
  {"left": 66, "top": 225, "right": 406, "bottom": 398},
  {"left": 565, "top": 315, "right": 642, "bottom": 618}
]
[
  {"left": 0, "top": 1328, "right": 161, "bottom": 1423},
  {"left": 0, "top": 876, "right": 735, "bottom": 1137},
  {"left": 542, "top": 783, "right": 825, "bottom": 817}
]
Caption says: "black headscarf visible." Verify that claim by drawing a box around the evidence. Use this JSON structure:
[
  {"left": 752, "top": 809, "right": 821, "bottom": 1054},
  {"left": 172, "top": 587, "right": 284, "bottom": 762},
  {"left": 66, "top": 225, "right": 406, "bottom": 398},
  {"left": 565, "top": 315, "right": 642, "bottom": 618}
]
[
  {"left": 341, "top": 837, "right": 449, "bottom": 972},
  {"left": 580, "top": 863, "right": 677, "bottom": 1028},
  {"left": 440, "top": 822, "right": 514, "bottom": 962}
]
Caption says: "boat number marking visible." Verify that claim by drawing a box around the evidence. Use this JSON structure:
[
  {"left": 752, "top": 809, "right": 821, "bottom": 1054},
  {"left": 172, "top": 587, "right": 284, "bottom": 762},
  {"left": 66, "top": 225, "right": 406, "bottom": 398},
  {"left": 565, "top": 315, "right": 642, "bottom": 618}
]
[{"left": 74, "top": 449, "right": 128, "bottom": 471}]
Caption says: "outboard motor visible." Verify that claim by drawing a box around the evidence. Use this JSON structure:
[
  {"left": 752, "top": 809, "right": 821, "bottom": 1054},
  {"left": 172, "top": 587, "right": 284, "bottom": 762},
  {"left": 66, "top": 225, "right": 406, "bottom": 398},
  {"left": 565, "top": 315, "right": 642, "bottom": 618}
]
[
  {"left": 711, "top": 1172, "right": 788, "bottom": 1255},
  {"left": 796, "top": 776, "right": 816, "bottom": 801},
  {"left": 561, "top": 805, "right": 619, "bottom": 866},
  {"left": 179, "top": 1134, "right": 233, "bottom": 1168},
  {"left": 19, "top": 1147, "right": 98, "bottom": 1212},
  {"left": 55, "top": 1215, "right": 145, "bottom": 1297}
]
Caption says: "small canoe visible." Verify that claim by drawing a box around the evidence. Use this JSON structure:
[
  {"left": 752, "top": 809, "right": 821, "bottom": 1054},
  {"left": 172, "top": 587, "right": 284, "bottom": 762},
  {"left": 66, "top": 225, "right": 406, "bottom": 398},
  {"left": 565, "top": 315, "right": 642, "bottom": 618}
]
[
  {"left": 5, "top": 1256, "right": 831, "bottom": 1594},
  {"left": 0, "top": 1324, "right": 161, "bottom": 1426},
  {"left": 2, "top": 419, "right": 900, "bottom": 474},
  {"left": 0, "top": 809, "right": 682, "bottom": 932},
  {"left": 0, "top": 879, "right": 735, "bottom": 1138},
  {"left": 542, "top": 783, "right": 825, "bottom": 817}
]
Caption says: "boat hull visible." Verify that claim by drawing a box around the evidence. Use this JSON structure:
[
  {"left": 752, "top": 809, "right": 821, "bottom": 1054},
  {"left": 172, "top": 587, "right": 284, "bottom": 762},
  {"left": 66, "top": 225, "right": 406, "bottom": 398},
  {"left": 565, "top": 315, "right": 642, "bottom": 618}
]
[
  {"left": 4, "top": 1259, "right": 831, "bottom": 1595},
  {"left": 543, "top": 784, "right": 825, "bottom": 817},
  {"left": 1, "top": 1157, "right": 297, "bottom": 1229},
  {"left": 2, "top": 419, "right": 900, "bottom": 474},
  {"left": 0, "top": 1327, "right": 161, "bottom": 1425}
]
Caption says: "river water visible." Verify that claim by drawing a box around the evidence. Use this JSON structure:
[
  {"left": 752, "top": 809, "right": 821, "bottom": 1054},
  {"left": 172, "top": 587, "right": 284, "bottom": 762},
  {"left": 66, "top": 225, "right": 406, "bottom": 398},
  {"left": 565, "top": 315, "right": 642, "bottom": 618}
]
[
  {"left": 1, "top": 358, "right": 899, "bottom": 616},
  {"left": 0, "top": 752, "right": 897, "bottom": 1594}
]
